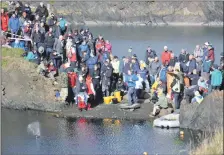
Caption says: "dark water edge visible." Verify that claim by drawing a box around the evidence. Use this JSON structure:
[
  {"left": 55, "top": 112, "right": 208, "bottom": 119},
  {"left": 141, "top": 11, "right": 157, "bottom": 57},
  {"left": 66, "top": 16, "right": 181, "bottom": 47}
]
[{"left": 1, "top": 108, "right": 206, "bottom": 154}]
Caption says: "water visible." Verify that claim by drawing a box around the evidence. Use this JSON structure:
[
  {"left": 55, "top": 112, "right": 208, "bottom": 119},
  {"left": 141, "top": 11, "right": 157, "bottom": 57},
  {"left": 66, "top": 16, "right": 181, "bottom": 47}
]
[
  {"left": 88, "top": 26, "right": 223, "bottom": 64},
  {"left": 27, "top": 121, "right": 41, "bottom": 138},
  {"left": 2, "top": 109, "right": 204, "bottom": 154}
]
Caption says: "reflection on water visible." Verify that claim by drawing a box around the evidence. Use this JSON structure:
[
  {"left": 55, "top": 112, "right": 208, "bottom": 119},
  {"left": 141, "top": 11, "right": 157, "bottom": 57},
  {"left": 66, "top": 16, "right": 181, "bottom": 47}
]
[{"left": 2, "top": 109, "right": 205, "bottom": 154}]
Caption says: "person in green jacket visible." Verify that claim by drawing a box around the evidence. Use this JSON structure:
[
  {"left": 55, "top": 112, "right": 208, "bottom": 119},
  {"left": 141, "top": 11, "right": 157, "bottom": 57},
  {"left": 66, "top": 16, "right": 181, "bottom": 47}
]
[
  {"left": 211, "top": 64, "right": 223, "bottom": 90},
  {"left": 150, "top": 87, "right": 168, "bottom": 117}
]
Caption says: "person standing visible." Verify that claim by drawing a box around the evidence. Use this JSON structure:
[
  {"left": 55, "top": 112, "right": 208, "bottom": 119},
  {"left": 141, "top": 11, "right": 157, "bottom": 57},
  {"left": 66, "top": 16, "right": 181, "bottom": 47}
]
[
  {"left": 101, "top": 61, "right": 113, "bottom": 97},
  {"left": 111, "top": 56, "right": 120, "bottom": 92},
  {"left": 161, "top": 46, "right": 171, "bottom": 65},
  {"left": 9, "top": 13, "right": 20, "bottom": 38},
  {"left": 35, "top": 2, "right": 49, "bottom": 22},
  {"left": 211, "top": 64, "right": 223, "bottom": 90},
  {"left": 1, "top": 9, "right": 9, "bottom": 32},
  {"left": 125, "top": 70, "right": 139, "bottom": 105},
  {"left": 148, "top": 57, "right": 161, "bottom": 85},
  {"left": 145, "top": 46, "right": 157, "bottom": 65}
]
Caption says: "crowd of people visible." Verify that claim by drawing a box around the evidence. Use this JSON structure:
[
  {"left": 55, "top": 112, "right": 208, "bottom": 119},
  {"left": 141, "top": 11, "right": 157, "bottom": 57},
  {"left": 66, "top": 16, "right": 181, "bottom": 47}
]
[{"left": 1, "top": 2, "right": 224, "bottom": 114}]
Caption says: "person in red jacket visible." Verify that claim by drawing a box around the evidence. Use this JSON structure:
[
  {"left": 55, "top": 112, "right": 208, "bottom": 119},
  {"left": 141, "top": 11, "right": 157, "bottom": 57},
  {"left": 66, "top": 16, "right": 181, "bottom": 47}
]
[
  {"left": 86, "top": 75, "right": 96, "bottom": 110},
  {"left": 68, "top": 45, "right": 77, "bottom": 68},
  {"left": 1, "top": 9, "right": 9, "bottom": 32},
  {"left": 208, "top": 46, "right": 215, "bottom": 65},
  {"left": 161, "top": 46, "right": 171, "bottom": 65},
  {"left": 68, "top": 71, "right": 78, "bottom": 102}
]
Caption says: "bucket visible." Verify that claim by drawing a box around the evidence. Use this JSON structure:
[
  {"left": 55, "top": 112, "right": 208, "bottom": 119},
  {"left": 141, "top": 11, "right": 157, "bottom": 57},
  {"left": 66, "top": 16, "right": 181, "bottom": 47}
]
[
  {"left": 114, "top": 91, "right": 121, "bottom": 98},
  {"left": 117, "top": 96, "right": 122, "bottom": 102},
  {"left": 104, "top": 97, "right": 111, "bottom": 104}
]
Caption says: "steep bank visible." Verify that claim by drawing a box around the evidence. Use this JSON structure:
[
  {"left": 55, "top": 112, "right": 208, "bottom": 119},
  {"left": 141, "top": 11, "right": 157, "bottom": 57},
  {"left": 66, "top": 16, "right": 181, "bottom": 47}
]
[
  {"left": 41, "top": 1, "right": 223, "bottom": 26},
  {"left": 180, "top": 91, "right": 223, "bottom": 132},
  {"left": 1, "top": 48, "right": 64, "bottom": 112}
]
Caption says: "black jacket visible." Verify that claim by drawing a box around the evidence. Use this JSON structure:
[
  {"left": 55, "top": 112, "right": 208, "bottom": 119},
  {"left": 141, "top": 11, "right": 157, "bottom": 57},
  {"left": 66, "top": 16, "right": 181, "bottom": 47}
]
[
  {"left": 35, "top": 5, "right": 48, "bottom": 18},
  {"left": 44, "top": 34, "right": 55, "bottom": 48}
]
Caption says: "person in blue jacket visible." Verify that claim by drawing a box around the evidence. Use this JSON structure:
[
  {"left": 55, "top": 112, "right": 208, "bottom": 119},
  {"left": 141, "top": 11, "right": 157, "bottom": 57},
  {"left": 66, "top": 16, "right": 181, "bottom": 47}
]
[
  {"left": 131, "top": 58, "right": 140, "bottom": 74},
  {"left": 78, "top": 41, "right": 90, "bottom": 57},
  {"left": 211, "top": 64, "right": 223, "bottom": 90},
  {"left": 125, "top": 70, "right": 139, "bottom": 106},
  {"left": 86, "top": 54, "right": 98, "bottom": 77},
  {"left": 9, "top": 14, "right": 20, "bottom": 38}
]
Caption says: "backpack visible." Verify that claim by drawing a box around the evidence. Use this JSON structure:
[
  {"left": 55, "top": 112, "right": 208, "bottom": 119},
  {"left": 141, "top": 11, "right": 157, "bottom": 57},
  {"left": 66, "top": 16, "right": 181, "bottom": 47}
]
[{"left": 159, "top": 67, "right": 167, "bottom": 83}]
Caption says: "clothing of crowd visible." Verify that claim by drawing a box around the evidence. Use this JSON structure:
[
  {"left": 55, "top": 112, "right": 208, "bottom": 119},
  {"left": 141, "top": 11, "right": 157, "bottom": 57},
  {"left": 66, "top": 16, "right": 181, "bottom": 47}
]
[{"left": 1, "top": 2, "right": 224, "bottom": 113}]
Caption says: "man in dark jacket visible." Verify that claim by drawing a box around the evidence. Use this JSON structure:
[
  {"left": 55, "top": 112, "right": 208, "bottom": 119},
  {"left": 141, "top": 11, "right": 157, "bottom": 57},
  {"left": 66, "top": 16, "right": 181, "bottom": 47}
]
[
  {"left": 169, "top": 53, "right": 178, "bottom": 67},
  {"left": 53, "top": 35, "right": 64, "bottom": 60},
  {"left": 22, "top": 3, "right": 32, "bottom": 19},
  {"left": 44, "top": 31, "right": 55, "bottom": 59},
  {"left": 47, "top": 13, "right": 57, "bottom": 27},
  {"left": 148, "top": 57, "right": 161, "bottom": 85},
  {"left": 35, "top": 2, "right": 48, "bottom": 22},
  {"left": 187, "top": 54, "right": 197, "bottom": 75},
  {"left": 101, "top": 61, "right": 113, "bottom": 97},
  {"left": 32, "top": 27, "right": 42, "bottom": 50},
  {"left": 145, "top": 46, "right": 157, "bottom": 65}
]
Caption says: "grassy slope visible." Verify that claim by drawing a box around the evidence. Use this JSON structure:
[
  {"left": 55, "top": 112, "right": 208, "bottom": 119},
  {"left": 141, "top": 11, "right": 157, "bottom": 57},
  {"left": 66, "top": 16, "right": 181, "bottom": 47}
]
[
  {"left": 1, "top": 47, "right": 25, "bottom": 67},
  {"left": 191, "top": 130, "right": 223, "bottom": 155}
]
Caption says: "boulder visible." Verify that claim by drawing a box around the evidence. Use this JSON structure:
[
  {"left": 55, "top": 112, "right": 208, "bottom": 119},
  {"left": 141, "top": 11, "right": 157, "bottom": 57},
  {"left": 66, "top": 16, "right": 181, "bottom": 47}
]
[
  {"left": 158, "top": 108, "right": 174, "bottom": 117},
  {"left": 180, "top": 90, "right": 223, "bottom": 131}
]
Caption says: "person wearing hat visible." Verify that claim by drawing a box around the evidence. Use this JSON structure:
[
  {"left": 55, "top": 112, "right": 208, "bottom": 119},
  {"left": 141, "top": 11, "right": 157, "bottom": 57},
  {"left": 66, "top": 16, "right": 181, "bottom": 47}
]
[
  {"left": 161, "top": 46, "right": 171, "bottom": 65},
  {"left": 191, "top": 91, "right": 203, "bottom": 104},
  {"left": 197, "top": 76, "right": 209, "bottom": 97},
  {"left": 211, "top": 64, "right": 223, "bottom": 90},
  {"left": 207, "top": 46, "right": 215, "bottom": 65}
]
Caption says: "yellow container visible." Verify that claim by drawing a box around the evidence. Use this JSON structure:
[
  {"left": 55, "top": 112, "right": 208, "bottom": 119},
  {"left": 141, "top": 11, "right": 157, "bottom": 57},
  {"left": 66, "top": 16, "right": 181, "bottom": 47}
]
[
  {"left": 114, "top": 91, "right": 121, "bottom": 98},
  {"left": 110, "top": 96, "right": 115, "bottom": 100},
  {"left": 117, "top": 96, "right": 122, "bottom": 103},
  {"left": 104, "top": 97, "right": 111, "bottom": 104}
]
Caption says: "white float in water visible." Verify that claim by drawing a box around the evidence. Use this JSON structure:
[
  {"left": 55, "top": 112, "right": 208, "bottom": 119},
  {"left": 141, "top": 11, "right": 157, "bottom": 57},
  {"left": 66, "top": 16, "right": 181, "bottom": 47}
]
[{"left": 27, "top": 121, "right": 40, "bottom": 138}]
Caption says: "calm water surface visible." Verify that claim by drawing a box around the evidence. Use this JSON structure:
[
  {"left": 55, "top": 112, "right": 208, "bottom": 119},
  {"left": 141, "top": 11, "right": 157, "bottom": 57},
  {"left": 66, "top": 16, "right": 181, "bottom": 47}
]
[
  {"left": 89, "top": 26, "right": 223, "bottom": 64},
  {"left": 2, "top": 109, "right": 204, "bottom": 155}
]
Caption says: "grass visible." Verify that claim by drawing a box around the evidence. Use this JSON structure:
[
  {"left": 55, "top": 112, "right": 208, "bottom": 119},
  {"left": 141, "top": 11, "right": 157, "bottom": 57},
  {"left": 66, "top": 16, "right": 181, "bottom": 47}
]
[
  {"left": 190, "top": 129, "right": 223, "bottom": 155},
  {"left": 2, "top": 47, "right": 24, "bottom": 58},
  {"left": 1, "top": 1, "right": 8, "bottom": 10},
  {"left": 1, "top": 47, "right": 25, "bottom": 67}
]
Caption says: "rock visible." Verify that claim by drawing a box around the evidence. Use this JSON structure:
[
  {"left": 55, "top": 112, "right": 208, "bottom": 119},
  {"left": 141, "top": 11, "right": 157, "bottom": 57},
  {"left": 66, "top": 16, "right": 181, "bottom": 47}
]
[
  {"left": 158, "top": 108, "right": 173, "bottom": 117},
  {"left": 180, "top": 91, "right": 223, "bottom": 131}
]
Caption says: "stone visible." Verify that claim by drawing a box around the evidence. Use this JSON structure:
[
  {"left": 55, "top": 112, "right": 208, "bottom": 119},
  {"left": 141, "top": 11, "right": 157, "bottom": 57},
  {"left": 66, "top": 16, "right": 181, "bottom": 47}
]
[{"left": 180, "top": 91, "right": 223, "bottom": 131}]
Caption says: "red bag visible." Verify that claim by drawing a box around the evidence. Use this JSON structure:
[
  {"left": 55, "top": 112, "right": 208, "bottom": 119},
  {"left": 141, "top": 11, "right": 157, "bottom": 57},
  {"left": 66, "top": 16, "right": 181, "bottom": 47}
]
[{"left": 68, "top": 72, "right": 77, "bottom": 87}]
